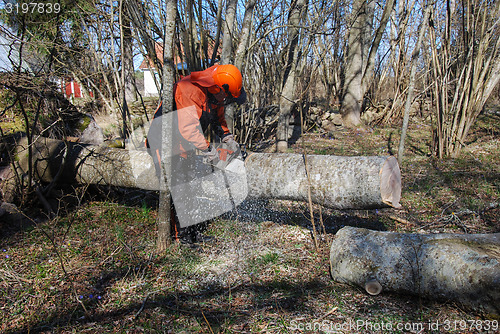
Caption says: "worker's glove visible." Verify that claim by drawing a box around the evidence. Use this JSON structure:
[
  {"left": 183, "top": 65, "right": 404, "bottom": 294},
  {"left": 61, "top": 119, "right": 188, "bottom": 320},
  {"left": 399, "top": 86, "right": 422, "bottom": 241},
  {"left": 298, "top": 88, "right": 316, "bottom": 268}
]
[
  {"left": 222, "top": 134, "right": 240, "bottom": 153},
  {"left": 201, "top": 145, "right": 219, "bottom": 164}
]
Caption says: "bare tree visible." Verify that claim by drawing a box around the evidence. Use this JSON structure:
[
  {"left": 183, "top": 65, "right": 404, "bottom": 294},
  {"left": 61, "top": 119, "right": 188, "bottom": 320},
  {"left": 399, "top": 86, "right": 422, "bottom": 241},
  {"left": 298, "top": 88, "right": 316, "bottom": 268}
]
[
  {"left": 276, "top": 0, "right": 308, "bottom": 152},
  {"left": 234, "top": 0, "right": 257, "bottom": 70},
  {"left": 429, "top": 0, "right": 500, "bottom": 158},
  {"left": 398, "top": 1, "right": 432, "bottom": 164},
  {"left": 220, "top": 0, "right": 238, "bottom": 64},
  {"left": 219, "top": 0, "right": 238, "bottom": 132},
  {"left": 121, "top": 5, "right": 137, "bottom": 102},
  {"left": 341, "top": 0, "right": 395, "bottom": 127},
  {"left": 379, "top": 0, "right": 419, "bottom": 124},
  {"left": 157, "top": 0, "right": 177, "bottom": 252}
]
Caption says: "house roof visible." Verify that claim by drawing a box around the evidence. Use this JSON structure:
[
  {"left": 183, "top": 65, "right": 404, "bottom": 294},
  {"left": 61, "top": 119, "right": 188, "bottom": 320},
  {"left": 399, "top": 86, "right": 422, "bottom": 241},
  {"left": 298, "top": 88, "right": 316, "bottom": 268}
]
[{"left": 139, "top": 42, "right": 165, "bottom": 70}]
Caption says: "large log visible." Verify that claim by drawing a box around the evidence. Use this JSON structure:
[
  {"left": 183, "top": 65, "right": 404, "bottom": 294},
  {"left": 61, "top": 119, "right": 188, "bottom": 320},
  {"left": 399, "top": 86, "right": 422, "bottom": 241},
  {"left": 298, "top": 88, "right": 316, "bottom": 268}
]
[
  {"left": 245, "top": 153, "right": 401, "bottom": 209},
  {"left": 14, "top": 137, "right": 159, "bottom": 191},
  {"left": 330, "top": 227, "right": 500, "bottom": 315},
  {"left": 11, "top": 137, "right": 401, "bottom": 209}
]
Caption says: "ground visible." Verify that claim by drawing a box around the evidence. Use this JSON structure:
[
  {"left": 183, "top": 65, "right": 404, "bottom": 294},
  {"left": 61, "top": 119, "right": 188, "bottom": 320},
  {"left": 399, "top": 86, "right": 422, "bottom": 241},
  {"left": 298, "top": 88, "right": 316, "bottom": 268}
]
[{"left": 0, "top": 111, "right": 499, "bottom": 333}]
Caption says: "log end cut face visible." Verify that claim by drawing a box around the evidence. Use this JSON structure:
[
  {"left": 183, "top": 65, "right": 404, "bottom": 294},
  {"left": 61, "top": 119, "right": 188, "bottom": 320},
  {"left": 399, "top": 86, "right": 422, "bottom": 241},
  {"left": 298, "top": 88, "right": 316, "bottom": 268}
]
[{"left": 380, "top": 156, "right": 401, "bottom": 208}]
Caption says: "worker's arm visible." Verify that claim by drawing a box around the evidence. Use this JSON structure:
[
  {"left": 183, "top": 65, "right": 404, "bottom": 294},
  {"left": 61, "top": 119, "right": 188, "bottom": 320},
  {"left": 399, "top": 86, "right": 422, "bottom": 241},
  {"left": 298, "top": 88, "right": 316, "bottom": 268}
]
[
  {"left": 175, "top": 82, "right": 210, "bottom": 150},
  {"left": 216, "top": 105, "right": 231, "bottom": 138}
]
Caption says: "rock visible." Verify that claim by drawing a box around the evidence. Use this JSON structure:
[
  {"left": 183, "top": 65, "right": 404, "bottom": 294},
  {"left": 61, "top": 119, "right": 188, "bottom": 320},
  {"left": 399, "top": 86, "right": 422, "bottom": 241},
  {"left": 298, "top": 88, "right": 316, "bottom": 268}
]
[
  {"left": 0, "top": 202, "right": 24, "bottom": 225},
  {"left": 77, "top": 115, "right": 104, "bottom": 145},
  {"left": 309, "top": 106, "right": 322, "bottom": 115},
  {"left": 321, "top": 120, "right": 336, "bottom": 133},
  {"left": 361, "top": 108, "right": 377, "bottom": 124},
  {"left": 328, "top": 113, "right": 343, "bottom": 126}
]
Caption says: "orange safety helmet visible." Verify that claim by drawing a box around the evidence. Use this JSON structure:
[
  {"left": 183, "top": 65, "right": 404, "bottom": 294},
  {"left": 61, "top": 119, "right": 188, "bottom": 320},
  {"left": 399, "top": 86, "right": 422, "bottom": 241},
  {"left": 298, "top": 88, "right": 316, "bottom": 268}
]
[{"left": 212, "top": 64, "right": 243, "bottom": 98}]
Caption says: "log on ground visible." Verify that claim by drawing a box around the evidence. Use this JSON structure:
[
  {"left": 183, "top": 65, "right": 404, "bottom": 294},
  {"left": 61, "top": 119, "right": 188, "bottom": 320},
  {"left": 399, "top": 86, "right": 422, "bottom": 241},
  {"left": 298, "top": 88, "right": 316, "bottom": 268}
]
[
  {"left": 13, "top": 136, "right": 159, "bottom": 191},
  {"left": 329, "top": 226, "right": 500, "bottom": 315},
  {"left": 12, "top": 136, "right": 401, "bottom": 209},
  {"left": 245, "top": 153, "right": 401, "bottom": 209}
]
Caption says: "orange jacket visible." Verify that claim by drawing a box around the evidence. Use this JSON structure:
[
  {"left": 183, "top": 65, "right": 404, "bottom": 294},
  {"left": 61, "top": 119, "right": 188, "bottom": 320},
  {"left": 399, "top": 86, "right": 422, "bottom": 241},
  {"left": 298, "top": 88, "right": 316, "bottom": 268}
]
[{"left": 175, "top": 65, "right": 230, "bottom": 152}]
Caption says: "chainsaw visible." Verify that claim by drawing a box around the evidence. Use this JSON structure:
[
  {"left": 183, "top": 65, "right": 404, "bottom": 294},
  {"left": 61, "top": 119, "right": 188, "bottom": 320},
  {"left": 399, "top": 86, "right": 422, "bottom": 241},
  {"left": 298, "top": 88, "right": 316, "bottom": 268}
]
[
  {"left": 208, "top": 142, "right": 247, "bottom": 173},
  {"left": 173, "top": 142, "right": 248, "bottom": 227}
]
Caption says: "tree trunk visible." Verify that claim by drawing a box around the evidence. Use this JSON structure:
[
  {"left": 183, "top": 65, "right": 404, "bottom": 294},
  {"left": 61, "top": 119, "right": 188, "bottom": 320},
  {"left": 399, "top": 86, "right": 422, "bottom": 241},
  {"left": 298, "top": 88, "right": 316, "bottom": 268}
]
[
  {"left": 121, "top": 12, "right": 136, "bottom": 102},
  {"left": 246, "top": 153, "right": 401, "bottom": 209},
  {"left": 12, "top": 137, "right": 402, "bottom": 210},
  {"left": 234, "top": 0, "right": 256, "bottom": 71},
  {"left": 277, "top": 0, "right": 307, "bottom": 152},
  {"left": 330, "top": 226, "right": 500, "bottom": 315},
  {"left": 341, "top": 0, "right": 367, "bottom": 127},
  {"left": 220, "top": 0, "right": 238, "bottom": 132},
  {"left": 341, "top": 0, "right": 394, "bottom": 127},
  {"left": 220, "top": 0, "right": 237, "bottom": 64},
  {"left": 210, "top": 0, "right": 224, "bottom": 65},
  {"left": 157, "top": 0, "right": 177, "bottom": 252},
  {"left": 361, "top": 0, "right": 395, "bottom": 96},
  {"left": 397, "top": 2, "right": 431, "bottom": 165}
]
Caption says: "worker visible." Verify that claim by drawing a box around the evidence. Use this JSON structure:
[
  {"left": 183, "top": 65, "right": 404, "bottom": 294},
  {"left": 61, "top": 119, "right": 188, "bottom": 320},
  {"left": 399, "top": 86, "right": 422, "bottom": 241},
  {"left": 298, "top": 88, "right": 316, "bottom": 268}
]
[{"left": 146, "top": 64, "right": 246, "bottom": 244}]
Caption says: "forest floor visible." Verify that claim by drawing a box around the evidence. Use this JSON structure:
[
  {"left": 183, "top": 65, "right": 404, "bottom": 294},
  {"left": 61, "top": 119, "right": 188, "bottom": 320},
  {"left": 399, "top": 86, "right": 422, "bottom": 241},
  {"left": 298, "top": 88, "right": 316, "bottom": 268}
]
[{"left": 0, "top": 110, "right": 499, "bottom": 333}]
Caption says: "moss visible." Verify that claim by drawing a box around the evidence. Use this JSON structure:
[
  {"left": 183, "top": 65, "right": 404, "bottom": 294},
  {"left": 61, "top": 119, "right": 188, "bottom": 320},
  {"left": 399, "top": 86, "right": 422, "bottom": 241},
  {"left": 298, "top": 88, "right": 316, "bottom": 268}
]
[{"left": 78, "top": 115, "right": 92, "bottom": 132}]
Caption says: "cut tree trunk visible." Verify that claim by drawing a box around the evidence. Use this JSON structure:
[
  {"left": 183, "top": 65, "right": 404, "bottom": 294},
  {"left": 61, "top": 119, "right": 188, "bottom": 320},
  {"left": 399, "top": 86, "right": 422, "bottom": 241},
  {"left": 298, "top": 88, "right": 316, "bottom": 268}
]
[
  {"left": 245, "top": 153, "right": 401, "bottom": 209},
  {"left": 330, "top": 226, "right": 500, "bottom": 315},
  {"left": 11, "top": 137, "right": 402, "bottom": 210}
]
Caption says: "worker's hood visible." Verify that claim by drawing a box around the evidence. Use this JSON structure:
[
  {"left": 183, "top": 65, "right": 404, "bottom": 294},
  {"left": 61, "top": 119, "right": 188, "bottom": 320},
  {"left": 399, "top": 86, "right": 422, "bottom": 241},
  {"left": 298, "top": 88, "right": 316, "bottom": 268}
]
[{"left": 185, "top": 65, "right": 219, "bottom": 88}]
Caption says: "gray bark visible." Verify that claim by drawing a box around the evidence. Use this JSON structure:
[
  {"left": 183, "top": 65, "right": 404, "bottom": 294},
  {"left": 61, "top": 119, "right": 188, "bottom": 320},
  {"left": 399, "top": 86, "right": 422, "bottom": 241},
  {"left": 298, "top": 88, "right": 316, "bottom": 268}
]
[
  {"left": 397, "top": 3, "right": 431, "bottom": 164},
  {"left": 157, "top": 0, "right": 177, "bottom": 251},
  {"left": 361, "top": 0, "right": 395, "bottom": 95},
  {"left": 341, "top": 0, "right": 368, "bottom": 127},
  {"left": 341, "top": 0, "right": 395, "bottom": 127},
  {"left": 246, "top": 153, "right": 401, "bottom": 209},
  {"left": 234, "top": 0, "right": 257, "bottom": 70},
  {"left": 277, "top": 0, "right": 307, "bottom": 152},
  {"left": 220, "top": 0, "right": 238, "bottom": 132},
  {"left": 13, "top": 137, "right": 402, "bottom": 210},
  {"left": 220, "top": 0, "right": 237, "bottom": 64},
  {"left": 330, "top": 227, "right": 500, "bottom": 315}
]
